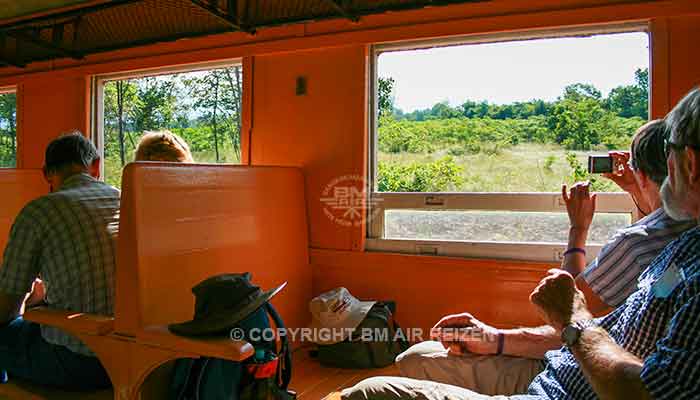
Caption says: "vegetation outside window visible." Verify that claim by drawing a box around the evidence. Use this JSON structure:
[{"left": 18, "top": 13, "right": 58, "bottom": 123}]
[
  {"left": 369, "top": 27, "right": 650, "bottom": 261},
  {"left": 0, "top": 88, "right": 17, "bottom": 168},
  {"left": 97, "top": 62, "right": 243, "bottom": 187}
]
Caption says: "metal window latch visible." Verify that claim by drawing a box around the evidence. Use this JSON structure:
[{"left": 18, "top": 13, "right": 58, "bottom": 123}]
[
  {"left": 416, "top": 245, "right": 438, "bottom": 255},
  {"left": 424, "top": 196, "right": 445, "bottom": 206}
]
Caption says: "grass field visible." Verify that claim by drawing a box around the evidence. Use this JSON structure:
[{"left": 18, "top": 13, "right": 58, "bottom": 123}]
[
  {"left": 379, "top": 142, "right": 630, "bottom": 243},
  {"left": 379, "top": 142, "right": 621, "bottom": 193}
]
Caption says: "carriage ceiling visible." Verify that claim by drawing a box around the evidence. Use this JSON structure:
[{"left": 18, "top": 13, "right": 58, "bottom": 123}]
[{"left": 0, "top": 0, "right": 487, "bottom": 69}]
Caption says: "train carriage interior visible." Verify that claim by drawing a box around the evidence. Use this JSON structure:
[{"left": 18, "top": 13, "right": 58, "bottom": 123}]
[{"left": 1, "top": 0, "right": 700, "bottom": 399}]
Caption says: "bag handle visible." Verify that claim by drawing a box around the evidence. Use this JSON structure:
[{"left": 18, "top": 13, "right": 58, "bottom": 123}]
[{"left": 264, "top": 303, "right": 292, "bottom": 390}]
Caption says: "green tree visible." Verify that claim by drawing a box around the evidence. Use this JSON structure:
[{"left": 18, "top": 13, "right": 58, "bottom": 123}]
[
  {"left": 104, "top": 80, "right": 139, "bottom": 166},
  {"left": 547, "top": 97, "right": 608, "bottom": 150},
  {"left": 563, "top": 83, "right": 602, "bottom": 102},
  {"left": 187, "top": 66, "right": 243, "bottom": 162},
  {"left": 430, "top": 101, "right": 461, "bottom": 119},
  {"left": 132, "top": 77, "right": 177, "bottom": 132},
  {"left": 635, "top": 68, "right": 649, "bottom": 94},
  {"left": 605, "top": 68, "right": 649, "bottom": 119},
  {"left": 0, "top": 92, "right": 17, "bottom": 167},
  {"left": 378, "top": 77, "right": 395, "bottom": 119}
]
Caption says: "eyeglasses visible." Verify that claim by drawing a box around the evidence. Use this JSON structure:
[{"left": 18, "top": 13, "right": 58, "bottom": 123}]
[{"left": 665, "top": 137, "right": 700, "bottom": 157}]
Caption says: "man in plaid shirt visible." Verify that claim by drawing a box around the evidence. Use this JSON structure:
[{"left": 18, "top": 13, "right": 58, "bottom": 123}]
[
  {"left": 342, "top": 88, "right": 700, "bottom": 399},
  {"left": 0, "top": 133, "right": 118, "bottom": 390}
]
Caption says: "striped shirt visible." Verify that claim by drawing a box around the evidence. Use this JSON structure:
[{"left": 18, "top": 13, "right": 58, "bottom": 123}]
[
  {"left": 582, "top": 208, "right": 696, "bottom": 307},
  {"left": 0, "top": 173, "right": 119, "bottom": 356},
  {"left": 528, "top": 226, "right": 700, "bottom": 399}
]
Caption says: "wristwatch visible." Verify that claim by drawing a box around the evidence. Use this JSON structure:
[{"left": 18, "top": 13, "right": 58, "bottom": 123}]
[{"left": 561, "top": 319, "right": 597, "bottom": 348}]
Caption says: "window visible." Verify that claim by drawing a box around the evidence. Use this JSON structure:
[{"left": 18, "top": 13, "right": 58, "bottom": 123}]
[
  {"left": 93, "top": 61, "right": 243, "bottom": 187},
  {"left": 0, "top": 87, "right": 17, "bottom": 168},
  {"left": 368, "top": 25, "right": 649, "bottom": 262}
]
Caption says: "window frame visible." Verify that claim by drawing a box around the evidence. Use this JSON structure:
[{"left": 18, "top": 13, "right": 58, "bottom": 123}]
[
  {"left": 367, "top": 23, "right": 649, "bottom": 263},
  {"left": 0, "top": 85, "right": 18, "bottom": 169},
  {"left": 90, "top": 58, "right": 245, "bottom": 179}
]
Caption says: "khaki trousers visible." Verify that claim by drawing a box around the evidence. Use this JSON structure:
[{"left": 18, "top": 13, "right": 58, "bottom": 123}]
[
  {"left": 340, "top": 377, "right": 540, "bottom": 400},
  {"left": 395, "top": 341, "right": 544, "bottom": 396}
]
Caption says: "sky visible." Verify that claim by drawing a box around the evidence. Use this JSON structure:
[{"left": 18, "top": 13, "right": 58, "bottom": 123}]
[{"left": 378, "top": 32, "right": 649, "bottom": 112}]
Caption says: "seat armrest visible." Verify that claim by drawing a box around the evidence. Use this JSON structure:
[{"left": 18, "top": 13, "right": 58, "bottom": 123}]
[
  {"left": 136, "top": 325, "right": 255, "bottom": 362},
  {"left": 24, "top": 307, "right": 115, "bottom": 336}
]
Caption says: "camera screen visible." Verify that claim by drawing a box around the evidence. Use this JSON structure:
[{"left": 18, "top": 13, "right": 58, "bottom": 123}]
[{"left": 588, "top": 156, "right": 613, "bottom": 173}]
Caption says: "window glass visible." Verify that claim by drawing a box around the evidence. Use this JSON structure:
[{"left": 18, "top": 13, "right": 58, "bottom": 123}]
[
  {"left": 385, "top": 210, "right": 631, "bottom": 245},
  {"left": 376, "top": 32, "right": 649, "bottom": 194},
  {"left": 0, "top": 90, "right": 17, "bottom": 168},
  {"left": 102, "top": 65, "right": 243, "bottom": 187}
]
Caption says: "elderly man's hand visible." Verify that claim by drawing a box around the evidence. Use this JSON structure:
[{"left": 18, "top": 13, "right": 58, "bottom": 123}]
[
  {"left": 562, "top": 182, "right": 596, "bottom": 232},
  {"left": 430, "top": 312, "right": 500, "bottom": 355},
  {"left": 530, "top": 269, "right": 592, "bottom": 332}
]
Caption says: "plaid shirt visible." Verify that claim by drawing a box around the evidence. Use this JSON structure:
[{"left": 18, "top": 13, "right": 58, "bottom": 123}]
[
  {"left": 528, "top": 226, "right": 700, "bottom": 399},
  {"left": 0, "top": 174, "right": 119, "bottom": 356},
  {"left": 582, "top": 208, "right": 696, "bottom": 307}
]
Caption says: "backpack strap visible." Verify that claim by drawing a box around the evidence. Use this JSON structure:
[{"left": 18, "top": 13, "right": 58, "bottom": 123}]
[
  {"left": 378, "top": 302, "right": 409, "bottom": 352},
  {"left": 264, "top": 303, "right": 292, "bottom": 390},
  {"left": 194, "top": 358, "right": 210, "bottom": 400}
]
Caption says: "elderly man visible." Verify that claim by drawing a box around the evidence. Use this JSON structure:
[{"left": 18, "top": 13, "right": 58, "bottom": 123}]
[
  {"left": 393, "top": 118, "right": 695, "bottom": 396},
  {"left": 341, "top": 88, "right": 700, "bottom": 399},
  {"left": 0, "top": 133, "right": 118, "bottom": 389}
]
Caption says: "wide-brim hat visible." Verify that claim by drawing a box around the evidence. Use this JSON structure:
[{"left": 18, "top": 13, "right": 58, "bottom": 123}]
[
  {"left": 169, "top": 272, "right": 286, "bottom": 336},
  {"left": 308, "top": 287, "right": 375, "bottom": 345}
]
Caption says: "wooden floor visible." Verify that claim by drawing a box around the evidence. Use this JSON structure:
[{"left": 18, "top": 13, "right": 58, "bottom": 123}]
[
  {"left": 0, "top": 347, "right": 399, "bottom": 400},
  {"left": 291, "top": 347, "right": 400, "bottom": 400}
]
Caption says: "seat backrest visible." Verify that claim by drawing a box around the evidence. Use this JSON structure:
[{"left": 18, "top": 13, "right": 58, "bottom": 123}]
[
  {"left": 116, "top": 163, "right": 311, "bottom": 335},
  {"left": 0, "top": 170, "right": 47, "bottom": 264}
]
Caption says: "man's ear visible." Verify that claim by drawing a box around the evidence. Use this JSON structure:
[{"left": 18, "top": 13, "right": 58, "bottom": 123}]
[{"left": 90, "top": 158, "right": 101, "bottom": 179}]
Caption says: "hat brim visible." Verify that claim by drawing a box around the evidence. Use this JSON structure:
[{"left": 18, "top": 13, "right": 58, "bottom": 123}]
[
  {"left": 308, "top": 300, "right": 375, "bottom": 345},
  {"left": 168, "top": 282, "right": 287, "bottom": 336}
]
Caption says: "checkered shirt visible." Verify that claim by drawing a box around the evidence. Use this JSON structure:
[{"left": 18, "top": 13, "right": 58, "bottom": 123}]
[
  {"left": 528, "top": 226, "right": 700, "bottom": 399},
  {"left": 0, "top": 174, "right": 119, "bottom": 356},
  {"left": 582, "top": 208, "right": 696, "bottom": 307}
]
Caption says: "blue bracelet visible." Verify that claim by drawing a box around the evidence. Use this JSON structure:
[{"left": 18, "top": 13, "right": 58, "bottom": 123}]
[{"left": 563, "top": 247, "right": 586, "bottom": 257}]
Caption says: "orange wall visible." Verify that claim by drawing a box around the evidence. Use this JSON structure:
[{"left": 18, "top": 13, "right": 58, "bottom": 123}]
[
  {"left": 251, "top": 46, "right": 368, "bottom": 251},
  {"left": 3, "top": 0, "right": 700, "bottom": 330},
  {"left": 14, "top": 76, "right": 89, "bottom": 168},
  {"left": 312, "top": 249, "right": 549, "bottom": 334}
]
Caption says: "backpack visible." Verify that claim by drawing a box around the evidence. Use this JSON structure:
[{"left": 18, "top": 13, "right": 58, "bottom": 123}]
[
  {"left": 169, "top": 303, "right": 294, "bottom": 400},
  {"left": 316, "top": 301, "right": 409, "bottom": 369}
]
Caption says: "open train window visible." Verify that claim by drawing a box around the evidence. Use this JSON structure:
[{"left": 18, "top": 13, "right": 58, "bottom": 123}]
[
  {"left": 0, "top": 87, "right": 17, "bottom": 168},
  {"left": 368, "top": 25, "right": 650, "bottom": 262},
  {"left": 92, "top": 60, "right": 243, "bottom": 187}
]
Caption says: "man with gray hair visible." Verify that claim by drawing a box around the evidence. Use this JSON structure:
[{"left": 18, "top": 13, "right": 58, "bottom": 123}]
[
  {"left": 392, "top": 119, "right": 695, "bottom": 396},
  {"left": 341, "top": 88, "right": 700, "bottom": 399},
  {"left": 0, "top": 132, "right": 117, "bottom": 389}
]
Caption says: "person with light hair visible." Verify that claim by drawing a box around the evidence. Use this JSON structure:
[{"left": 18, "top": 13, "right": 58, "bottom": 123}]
[{"left": 134, "top": 130, "right": 194, "bottom": 163}]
